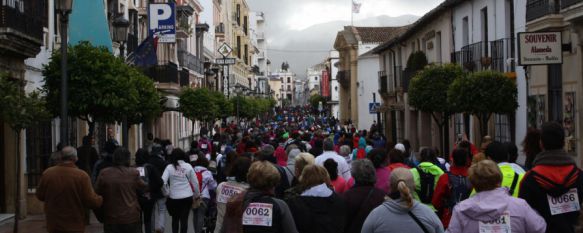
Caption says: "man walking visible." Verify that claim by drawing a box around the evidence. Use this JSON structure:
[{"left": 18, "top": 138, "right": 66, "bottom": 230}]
[
  {"left": 315, "top": 138, "right": 351, "bottom": 180},
  {"left": 36, "top": 146, "right": 103, "bottom": 233}
]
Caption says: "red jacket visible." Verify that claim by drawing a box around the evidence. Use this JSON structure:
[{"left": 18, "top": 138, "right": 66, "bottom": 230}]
[{"left": 432, "top": 166, "right": 468, "bottom": 228}]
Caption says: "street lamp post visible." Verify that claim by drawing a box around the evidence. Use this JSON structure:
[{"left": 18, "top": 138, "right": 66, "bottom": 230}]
[
  {"left": 56, "top": 0, "right": 73, "bottom": 146},
  {"left": 112, "top": 16, "right": 130, "bottom": 148}
]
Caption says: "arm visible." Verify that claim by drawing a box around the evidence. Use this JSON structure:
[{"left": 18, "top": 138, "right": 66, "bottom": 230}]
[
  {"left": 277, "top": 200, "right": 299, "bottom": 233},
  {"left": 360, "top": 208, "right": 378, "bottom": 233},
  {"left": 188, "top": 169, "right": 200, "bottom": 197},
  {"left": 522, "top": 200, "right": 547, "bottom": 233},
  {"left": 79, "top": 173, "right": 103, "bottom": 209},
  {"left": 432, "top": 174, "right": 448, "bottom": 210},
  {"left": 36, "top": 171, "right": 48, "bottom": 201},
  {"left": 161, "top": 165, "right": 170, "bottom": 185}
]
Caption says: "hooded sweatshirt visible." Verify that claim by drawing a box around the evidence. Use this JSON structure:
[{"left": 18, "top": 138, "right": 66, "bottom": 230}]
[
  {"left": 286, "top": 184, "right": 347, "bottom": 233},
  {"left": 352, "top": 137, "right": 367, "bottom": 160},
  {"left": 447, "top": 188, "right": 546, "bottom": 233},
  {"left": 361, "top": 199, "right": 444, "bottom": 233}
]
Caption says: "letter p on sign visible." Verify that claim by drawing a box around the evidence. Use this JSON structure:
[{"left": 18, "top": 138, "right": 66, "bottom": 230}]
[{"left": 149, "top": 4, "right": 172, "bottom": 29}]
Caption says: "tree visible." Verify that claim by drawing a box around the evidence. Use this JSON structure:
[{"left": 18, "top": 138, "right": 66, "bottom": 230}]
[
  {"left": 309, "top": 94, "right": 327, "bottom": 114},
  {"left": 179, "top": 87, "right": 218, "bottom": 137},
  {"left": 448, "top": 70, "right": 518, "bottom": 138},
  {"left": 408, "top": 64, "right": 464, "bottom": 155},
  {"left": 42, "top": 41, "right": 138, "bottom": 136},
  {"left": 126, "top": 68, "right": 164, "bottom": 126},
  {"left": 210, "top": 90, "right": 233, "bottom": 119},
  {"left": 0, "top": 74, "right": 50, "bottom": 233},
  {"left": 406, "top": 51, "right": 429, "bottom": 71}
]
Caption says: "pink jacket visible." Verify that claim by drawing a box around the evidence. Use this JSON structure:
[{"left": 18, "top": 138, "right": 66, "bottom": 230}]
[{"left": 447, "top": 188, "right": 546, "bottom": 233}]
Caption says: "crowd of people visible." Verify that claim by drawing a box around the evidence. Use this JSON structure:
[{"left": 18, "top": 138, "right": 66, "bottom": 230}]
[{"left": 36, "top": 106, "right": 583, "bottom": 233}]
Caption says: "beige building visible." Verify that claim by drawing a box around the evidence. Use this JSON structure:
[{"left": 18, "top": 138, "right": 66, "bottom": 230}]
[{"left": 525, "top": 0, "right": 583, "bottom": 162}]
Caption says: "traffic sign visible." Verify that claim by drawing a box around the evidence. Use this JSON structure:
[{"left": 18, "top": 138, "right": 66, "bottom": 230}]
[
  {"left": 218, "top": 43, "right": 233, "bottom": 57},
  {"left": 369, "top": 103, "right": 380, "bottom": 114},
  {"left": 148, "top": 3, "right": 176, "bottom": 43},
  {"left": 216, "top": 58, "right": 236, "bottom": 65}
]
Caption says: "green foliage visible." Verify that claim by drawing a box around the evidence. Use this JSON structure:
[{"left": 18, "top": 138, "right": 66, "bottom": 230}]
[
  {"left": 448, "top": 71, "right": 518, "bottom": 136},
  {"left": 406, "top": 51, "right": 429, "bottom": 72},
  {"left": 211, "top": 90, "right": 233, "bottom": 118},
  {"left": 0, "top": 74, "right": 51, "bottom": 131},
  {"left": 42, "top": 41, "right": 146, "bottom": 124},
  {"left": 126, "top": 68, "right": 164, "bottom": 125},
  {"left": 409, "top": 64, "right": 464, "bottom": 117},
  {"left": 309, "top": 94, "right": 327, "bottom": 110},
  {"left": 179, "top": 87, "right": 219, "bottom": 123}
]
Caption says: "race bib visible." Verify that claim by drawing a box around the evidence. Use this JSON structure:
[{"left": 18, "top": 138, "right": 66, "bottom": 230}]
[
  {"left": 547, "top": 188, "right": 580, "bottom": 215},
  {"left": 242, "top": 203, "right": 273, "bottom": 227},
  {"left": 136, "top": 167, "right": 145, "bottom": 177},
  {"left": 201, "top": 144, "right": 208, "bottom": 149},
  {"left": 190, "top": 154, "right": 198, "bottom": 162},
  {"left": 478, "top": 212, "right": 511, "bottom": 233},
  {"left": 217, "top": 184, "right": 245, "bottom": 203}
]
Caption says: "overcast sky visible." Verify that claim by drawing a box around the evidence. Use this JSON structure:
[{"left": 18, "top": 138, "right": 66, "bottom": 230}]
[{"left": 247, "top": 0, "right": 444, "bottom": 76}]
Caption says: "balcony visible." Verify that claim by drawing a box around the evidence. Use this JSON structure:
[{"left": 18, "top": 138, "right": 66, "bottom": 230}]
[
  {"left": 257, "top": 32, "right": 265, "bottom": 41},
  {"left": 562, "top": 0, "right": 583, "bottom": 8},
  {"left": 561, "top": 0, "right": 583, "bottom": 22},
  {"left": 215, "top": 23, "right": 225, "bottom": 37},
  {"left": 180, "top": 69, "right": 190, "bottom": 87},
  {"left": 145, "top": 62, "right": 180, "bottom": 89},
  {"left": 460, "top": 41, "right": 486, "bottom": 71},
  {"left": 0, "top": 4, "right": 44, "bottom": 58},
  {"left": 490, "top": 38, "right": 516, "bottom": 73},
  {"left": 178, "top": 50, "right": 204, "bottom": 75},
  {"left": 378, "top": 71, "right": 388, "bottom": 94},
  {"left": 336, "top": 70, "right": 350, "bottom": 88},
  {"left": 526, "top": 0, "right": 560, "bottom": 22}
]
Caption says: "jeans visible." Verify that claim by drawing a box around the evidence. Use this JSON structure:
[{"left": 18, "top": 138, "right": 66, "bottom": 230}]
[
  {"left": 167, "top": 197, "right": 193, "bottom": 233},
  {"left": 192, "top": 198, "right": 210, "bottom": 233},
  {"left": 141, "top": 200, "right": 155, "bottom": 233},
  {"left": 153, "top": 198, "right": 167, "bottom": 232}
]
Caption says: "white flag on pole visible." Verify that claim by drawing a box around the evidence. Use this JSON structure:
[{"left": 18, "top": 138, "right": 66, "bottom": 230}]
[{"left": 352, "top": 1, "right": 362, "bottom": 14}]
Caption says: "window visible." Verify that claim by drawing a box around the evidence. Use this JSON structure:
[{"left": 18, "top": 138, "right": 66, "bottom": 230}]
[
  {"left": 287, "top": 77, "right": 291, "bottom": 83},
  {"left": 315, "top": 76, "right": 318, "bottom": 81},
  {"left": 26, "top": 121, "right": 53, "bottom": 191},
  {"left": 494, "top": 114, "right": 511, "bottom": 143},
  {"left": 396, "top": 111, "right": 404, "bottom": 142},
  {"left": 481, "top": 7, "right": 489, "bottom": 56},
  {"left": 454, "top": 113, "right": 465, "bottom": 140},
  {"left": 462, "top": 17, "right": 469, "bottom": 46},
  {"left": 548, "top": 64, "right": 562, "bottom": 122},
  {"left": 236, "top": 36, "right": 241, "bottom": 59}
]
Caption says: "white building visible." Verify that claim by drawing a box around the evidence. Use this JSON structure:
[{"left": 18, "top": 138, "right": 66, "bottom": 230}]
[
  {"left": 328, "top": 50, "right": 341, "bottom": 119},
  {"left": 357, "top": 46, "right": 383, "bottom": 131},
  {"left": 269, "top": 68, "right": 296, "bottom": 106}
]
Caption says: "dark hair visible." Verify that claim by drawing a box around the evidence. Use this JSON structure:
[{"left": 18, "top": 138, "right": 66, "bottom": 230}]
[
  {"left": 367, "top": 148, "right": 388, "bottom": 168},
  {"left": 419, "top": 148, "right": 436, "bottom": 163},
  {"left": 147, "top": 133, "right": 154, "bottom": 141},
  {"left": 194, "top": 155, "right": 210, "bottom": 168},
  {"left": 522, "top": 127, "right": 542, "bottom": 169},
  {"left": 113, "top": 147, "right": 131, "bottom": 166},
  {"left": 485, "top": 141, "right": 508, "bottom": 163},
  {"left": 170, "top": 148, "right": 188, "bottom": 169},
  {"left": 451, "top": 149, "right": 469, "bottom": 167},
  {"left": 388, "top": 149, "right": 404, "bottom": 164},
  {"left": 540, "top": 122, "right": 564, "bottom": 150},
  {"left": 190, "top": 140, "right": 199, "bottom": 150},
  {"left": 104, "top": 141, "right": 118, "bottom": 154},
  {"left": 135, "top": 148, "right": 149, "bottom": 166},
  {"left": 227, "top": 157, "right": 252, "bottom": 182},
  {"left": 82, "top": 136, "right": 91, "bottom": 146},
  {"left": 323, "top": 159, "right": 339, "bottom": 180},
  {"left": 323, "top": 138, "right": 334, "bottom": 151},
  {"left": 505, "top": 142, "right": 518, "bottom": 163}
]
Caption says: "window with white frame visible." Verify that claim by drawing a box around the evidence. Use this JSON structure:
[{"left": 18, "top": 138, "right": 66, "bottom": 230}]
[{"left": 494, "top": 114, "right": 511, "bottom": 143}]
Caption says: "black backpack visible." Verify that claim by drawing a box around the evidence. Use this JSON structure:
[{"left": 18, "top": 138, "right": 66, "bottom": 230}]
[
  {"left": 415, "top": 167, "right": 435, "bottom": 204},
  {"left": 447, "top": 173, "right": 471, "bottom": 208},
  {"left": 274, "top": 165, "right": 291, "bottom": 199}
]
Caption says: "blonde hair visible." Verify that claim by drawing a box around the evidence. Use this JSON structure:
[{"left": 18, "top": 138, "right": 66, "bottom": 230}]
[
  {"left": 294, "top": 153, "right": 315, "bottom": 176},
  {"left": 390, "top": 168, "right": 415, "bottom": 209},
  {"left": 247, "top": 161, "right": 281, "bottom": 191},
  {"left": 469, "top": 160, "right": 502, "bottom": 192},
  {"left": 299, "top": 165, "right": 331, "bottom": 191}
]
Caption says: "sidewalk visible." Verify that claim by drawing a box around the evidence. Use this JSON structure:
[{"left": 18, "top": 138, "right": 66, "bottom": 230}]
[{"left": 0, "top": 214, "right": 103, "bottom": 233}]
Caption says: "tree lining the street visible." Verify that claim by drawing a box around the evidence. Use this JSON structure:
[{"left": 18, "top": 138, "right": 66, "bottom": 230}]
[
  {"left": 448, "top": 70, "right": 518, "bottom": 138},
  {"left": 408, "top": 64, "right": 463, "bottom": 155},
  {"left": 42, "top": 41, "right": 162, "bottom": 136}
]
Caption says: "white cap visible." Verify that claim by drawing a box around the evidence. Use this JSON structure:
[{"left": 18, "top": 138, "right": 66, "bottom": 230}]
[{"left": 394, "top": 143, "right": 406, "bottom": 153}]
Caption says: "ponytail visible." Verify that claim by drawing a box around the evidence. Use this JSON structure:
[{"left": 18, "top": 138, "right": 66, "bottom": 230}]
[{"left": 397, "top": 180, "right": 414, "bottom": 209}]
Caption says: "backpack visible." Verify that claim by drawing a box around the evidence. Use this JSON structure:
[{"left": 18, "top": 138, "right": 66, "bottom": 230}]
[
  {"left": 274, "top": 165, "right": 291, "bottom": 198},
  {"left": 446, "top": 173, "right": 471, "bottom": 208},
  {"left": 415, "top": 167, "right": 435, "bottom": 204},
  {"left": 137, "top": 165, "right": 152, "bottom": 203},
  {"left": 196, "top": 169, "right": 205, "bottom": 191}
]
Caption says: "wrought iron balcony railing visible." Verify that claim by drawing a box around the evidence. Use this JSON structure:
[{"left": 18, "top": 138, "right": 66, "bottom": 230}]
[
  {"left": 526, "top": 0, "right": 560, "bottom": 22},
  {"left": 490, "top": 38, "right": 516, "bottom": 73},
  {"left": 178, "top": 50, "right": 204, "bottom": 74}
]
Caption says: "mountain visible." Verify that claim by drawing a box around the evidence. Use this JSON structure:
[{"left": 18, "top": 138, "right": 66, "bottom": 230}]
[{"left": 267, "top": 15, "right": 419, "bottom": 78}]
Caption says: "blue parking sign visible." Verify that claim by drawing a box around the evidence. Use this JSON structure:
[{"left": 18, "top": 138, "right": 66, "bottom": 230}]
[{"left": 148, "top": 3, "right": 176, "bottom": 43}]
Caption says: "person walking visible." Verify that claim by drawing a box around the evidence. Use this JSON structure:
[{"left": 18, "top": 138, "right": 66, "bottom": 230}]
[
  {"left": 215, "top": 157, "right": 251, "bottom": 233},
  {"left": 431, "top": 149, "right": 471, "bottom": 228},
  {"left": 192, "top": 156, "right": 218, "bottom": 233},
  {"left": 315, "top": 138, "right": 351, "bottom": 180},
  {"left": 447, "top": 160, "right": 546, "bottom": 233},
  {"left": 410, "top": 148, "right": 444, "bottom": 210},
  {"left": 149, "top": 144, "right": 169, "bottom": 233},
  {"left": 361, "top": 168, "right": 444, "bottom": 233},
  {"left": 342, "top": 159, "right": 385, "bottom": 233},
  {"left": 36, "top": 146, "right": 103, "bottom": 233},
  {"left": 223, "top": 161, "right": 298, "bottom": 233},
  {"left": 286, "top": 165, "right": 347, "bottom": 233},
  {"left": 367, "top": 148, "right": 391, "bottom": 194},
  {"left": 135, "top": 149, "right": 163, "bottom": 233},
  {"left": 520, "top": 122, "right": 583, "bottom": 233},
  {"left": 76, "top": 135, "right": 99, "bottom": 225},
  {"left": 162, "top": 148, "right": 200, "bottom": 233},
  {"left": 323, "top": 159, "right": 348, "bottom": 193},
  {"left": 387, "top": 149, "right": 410, "bottom": 170},
  {"left": 95, "top": 147, "right": 147, "bottom": 233},
  {"left": 484, "top": 141, "right": 524, "bottom": 197}
]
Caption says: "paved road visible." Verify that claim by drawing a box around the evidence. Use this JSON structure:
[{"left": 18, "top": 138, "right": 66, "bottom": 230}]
[{"left": 0, "top": 212, "right": 206, "bottom": 233}]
